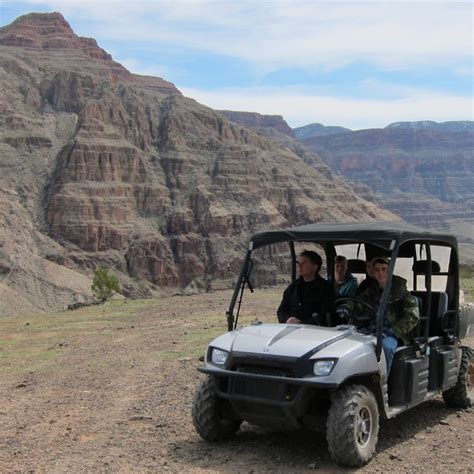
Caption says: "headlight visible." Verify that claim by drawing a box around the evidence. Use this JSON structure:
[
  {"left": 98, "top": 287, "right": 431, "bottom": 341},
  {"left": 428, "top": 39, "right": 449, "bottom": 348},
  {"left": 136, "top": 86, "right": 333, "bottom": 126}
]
[
  {"left": 313, "top": 359, "right": 336, "bottom": 376},
  {"left": 211, "top": 348, "right": 229, "bottom": 365}
]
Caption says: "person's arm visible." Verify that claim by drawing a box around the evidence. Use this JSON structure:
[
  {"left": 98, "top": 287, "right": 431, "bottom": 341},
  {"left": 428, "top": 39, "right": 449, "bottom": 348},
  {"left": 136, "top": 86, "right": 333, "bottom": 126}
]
[
  {"left": 277, "top": 286, "right": 291, "bottom": 323},
  {"left": 323, "top": 281, "right": 336, "bottom": 316},
  {"left": 335, "top": 289, "right": 367, "bottom": 321},
  {"left": 390, "top": 293, "right": 419, "bottom": 340},
  {"left": 347, "top": 279, "right": 359, "bottom": 297}
]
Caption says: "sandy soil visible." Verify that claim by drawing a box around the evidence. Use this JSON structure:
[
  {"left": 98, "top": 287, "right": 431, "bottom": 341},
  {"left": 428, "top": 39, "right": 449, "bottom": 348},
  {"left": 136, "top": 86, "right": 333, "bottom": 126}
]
[{"left": 0, "top": 288, "right": 473, "bottom": 473}]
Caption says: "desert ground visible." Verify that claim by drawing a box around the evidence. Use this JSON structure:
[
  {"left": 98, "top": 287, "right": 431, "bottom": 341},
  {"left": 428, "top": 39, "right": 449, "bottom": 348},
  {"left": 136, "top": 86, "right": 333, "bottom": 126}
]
[{"left": 0, "top": 287, "right": 473, "bottom": 473}]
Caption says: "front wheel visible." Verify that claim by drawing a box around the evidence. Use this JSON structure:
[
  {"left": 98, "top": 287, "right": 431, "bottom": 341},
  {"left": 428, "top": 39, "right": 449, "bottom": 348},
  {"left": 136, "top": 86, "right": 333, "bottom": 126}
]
[
  {"left": 192, "top": 376, "right": 242, "bottom": 441},
  {"left": 327, "top": 384, "right": 379, "bottom": 467},
  {"left": 442, "top": 346, "right": 473, "bottom": 409}
]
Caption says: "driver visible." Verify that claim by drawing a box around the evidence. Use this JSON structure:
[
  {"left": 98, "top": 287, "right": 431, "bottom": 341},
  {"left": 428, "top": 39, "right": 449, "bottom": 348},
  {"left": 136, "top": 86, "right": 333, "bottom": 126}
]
[
  {"left": 336, "top": 257, "right": 419, "bottom": 372},
  {"left": 277, "top": 250, "right": 334, "bottom": 325}
]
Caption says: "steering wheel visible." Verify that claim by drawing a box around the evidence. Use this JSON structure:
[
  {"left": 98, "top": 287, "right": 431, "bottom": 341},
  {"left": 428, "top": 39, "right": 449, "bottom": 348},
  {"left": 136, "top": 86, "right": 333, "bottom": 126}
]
[{"left": 334, "top": 297, "right": 376, "bottom": 328}]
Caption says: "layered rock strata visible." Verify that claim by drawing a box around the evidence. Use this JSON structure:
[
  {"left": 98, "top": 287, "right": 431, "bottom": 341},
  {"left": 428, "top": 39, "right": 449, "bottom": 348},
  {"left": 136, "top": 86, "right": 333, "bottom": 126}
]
[
  {"left": 300, "top": 125, "right": 474, "bottom": 242},
  {"left": 0, "top": 13, "right": 395, "bottom": 314}
]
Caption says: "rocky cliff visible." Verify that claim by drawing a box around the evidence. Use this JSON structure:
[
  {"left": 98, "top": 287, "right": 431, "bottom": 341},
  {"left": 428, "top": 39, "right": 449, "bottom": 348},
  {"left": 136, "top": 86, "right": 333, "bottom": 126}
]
[
  {"left": 218, "top": 113, "right": 380, "bottom": 205},
  {"left": 0, "top": 12, "right": 394, "bottom": 315}
]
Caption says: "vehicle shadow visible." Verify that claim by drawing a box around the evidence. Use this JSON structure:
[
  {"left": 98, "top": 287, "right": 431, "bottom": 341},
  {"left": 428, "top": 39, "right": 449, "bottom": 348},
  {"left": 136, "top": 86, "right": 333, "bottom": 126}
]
[{"left": 172, "top": 398, "right": 462, "bottom": 472}]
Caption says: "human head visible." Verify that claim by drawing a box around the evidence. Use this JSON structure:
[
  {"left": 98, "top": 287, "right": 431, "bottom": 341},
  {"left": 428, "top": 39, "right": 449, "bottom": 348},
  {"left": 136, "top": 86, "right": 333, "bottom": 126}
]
[
  {"left": 371, "top": 257, "right": 390, "bottom": 287},
  {"left": 298, "top": 250, "right": 322, "bottom": 281},
  {"left": 366, "top": 259, "right": 375, "bottom": 278},
  {"left": 334, "top": 255, "right": 348, "bottom": 283}
]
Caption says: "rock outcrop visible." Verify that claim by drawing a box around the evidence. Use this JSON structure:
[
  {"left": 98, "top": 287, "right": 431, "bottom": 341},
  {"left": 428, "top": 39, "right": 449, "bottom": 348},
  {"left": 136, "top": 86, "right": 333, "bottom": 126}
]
[
  {"left": 219, "top": 110, "right": 294, "bottom": 137},
  {"left": 0, "top": 12, "right": 395, "bottom": 315}
]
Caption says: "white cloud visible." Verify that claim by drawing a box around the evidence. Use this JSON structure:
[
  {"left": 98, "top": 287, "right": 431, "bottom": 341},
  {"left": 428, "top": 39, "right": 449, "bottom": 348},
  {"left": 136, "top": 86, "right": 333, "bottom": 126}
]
[
  {"left": 113, "top": 56, "right": 182, "bottom": 80},
  {"left": 453, "top": 66, "right": 474, "bottom": 77},
  {"left": 180, "top": 85, "right": 474, "bottom": 129},
  {"left": 4, "top": 0, "right": 472, "bottom": 128},
  {"left": 6, "top": 0, "right": 473, "bottom": 71}
]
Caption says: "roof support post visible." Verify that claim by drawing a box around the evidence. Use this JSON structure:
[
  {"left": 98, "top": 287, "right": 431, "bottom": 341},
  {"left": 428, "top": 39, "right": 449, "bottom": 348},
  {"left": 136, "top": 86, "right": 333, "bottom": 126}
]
[
  {"left": 227, "top": 249, "right": 251, "bottom": 331},
  {"left": 290, "top": 241, "right": 296, "bottom": 281},
  {"left": 376, "top": 242, "right": 400, "bottom": 362}
]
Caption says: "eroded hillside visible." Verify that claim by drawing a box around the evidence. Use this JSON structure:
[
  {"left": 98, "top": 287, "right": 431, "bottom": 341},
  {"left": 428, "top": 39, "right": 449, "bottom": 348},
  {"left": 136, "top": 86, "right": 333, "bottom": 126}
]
[{"left": 0, "top": 13, "right": 395, "bottom": 315}]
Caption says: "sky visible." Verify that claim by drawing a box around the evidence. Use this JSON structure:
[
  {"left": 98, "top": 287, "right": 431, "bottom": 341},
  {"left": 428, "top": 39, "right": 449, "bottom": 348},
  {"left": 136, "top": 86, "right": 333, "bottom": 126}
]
[{"left": 1, "top": 0, "right": 473, "bottom": 130}]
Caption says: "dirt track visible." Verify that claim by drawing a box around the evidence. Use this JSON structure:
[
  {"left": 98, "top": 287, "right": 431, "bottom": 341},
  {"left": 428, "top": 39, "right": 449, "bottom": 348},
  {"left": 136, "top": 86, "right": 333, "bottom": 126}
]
[{"left": 0, "top": 289, "right": 473, "bottom": 473}]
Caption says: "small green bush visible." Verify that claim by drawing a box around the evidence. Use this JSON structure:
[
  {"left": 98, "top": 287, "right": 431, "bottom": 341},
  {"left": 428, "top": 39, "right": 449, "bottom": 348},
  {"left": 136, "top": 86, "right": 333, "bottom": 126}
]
[{"left": 91, "top": 267, "right": 120, "bottom": 302}]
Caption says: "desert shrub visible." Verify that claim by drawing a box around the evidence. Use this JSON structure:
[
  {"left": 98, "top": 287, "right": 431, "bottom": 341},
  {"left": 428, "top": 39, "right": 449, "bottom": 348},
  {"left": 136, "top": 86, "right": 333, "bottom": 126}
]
[{"left": 91, "top": 267, "right": 120, "bottom": 302}]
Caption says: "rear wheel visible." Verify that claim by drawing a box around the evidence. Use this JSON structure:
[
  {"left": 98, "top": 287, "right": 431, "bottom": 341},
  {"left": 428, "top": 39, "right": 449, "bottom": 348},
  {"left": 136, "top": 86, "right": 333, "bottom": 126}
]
[
  {"left": 192, "top": 376, "right": 242, "bottom": 441},
  {"left": 442, "top": 346, "right": 473, "bottom": 409},
  {"left": 327, "top": 384, "right": 379, "bottom": 467}
]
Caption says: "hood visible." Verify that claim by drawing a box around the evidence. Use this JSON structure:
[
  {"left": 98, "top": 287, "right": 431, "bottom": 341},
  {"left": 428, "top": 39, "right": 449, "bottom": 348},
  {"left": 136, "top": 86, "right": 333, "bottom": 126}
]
[{"left": 211, "top": 323, "right": 352, "bottom": 359}]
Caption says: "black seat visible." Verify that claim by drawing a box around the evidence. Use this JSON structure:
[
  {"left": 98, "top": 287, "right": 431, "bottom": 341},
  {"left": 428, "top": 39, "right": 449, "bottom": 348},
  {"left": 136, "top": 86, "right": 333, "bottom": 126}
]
[
  {"left": 411, "top": 291, "right": 448, "bottom": 337},
  {"left": 347, "top": 259, "right": 367, "bottom": 274},
  {"left": 412, "top": 260, "right": 441, "bottom": 274},
  {"left": 411, "top": 259, "right": 447, "bottom": 338}
]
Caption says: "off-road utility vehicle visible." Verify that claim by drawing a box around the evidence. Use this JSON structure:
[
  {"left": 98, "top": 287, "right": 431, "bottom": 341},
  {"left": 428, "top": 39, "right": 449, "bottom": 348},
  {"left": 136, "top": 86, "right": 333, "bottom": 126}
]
[{"left": 192, "top": 222, "right": 474, "bottom": 467}]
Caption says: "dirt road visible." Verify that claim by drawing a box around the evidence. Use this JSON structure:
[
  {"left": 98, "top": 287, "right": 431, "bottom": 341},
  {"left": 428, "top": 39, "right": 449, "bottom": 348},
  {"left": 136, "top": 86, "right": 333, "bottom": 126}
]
[{"left": 0, "top": 289, "right": 473, "bottom": 472}]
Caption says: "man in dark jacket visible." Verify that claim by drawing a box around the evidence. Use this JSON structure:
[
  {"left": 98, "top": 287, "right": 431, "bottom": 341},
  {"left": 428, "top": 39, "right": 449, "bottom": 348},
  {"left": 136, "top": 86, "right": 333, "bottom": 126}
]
[{"left": 277, "top": 250, "right": 334, "bottom": 326}]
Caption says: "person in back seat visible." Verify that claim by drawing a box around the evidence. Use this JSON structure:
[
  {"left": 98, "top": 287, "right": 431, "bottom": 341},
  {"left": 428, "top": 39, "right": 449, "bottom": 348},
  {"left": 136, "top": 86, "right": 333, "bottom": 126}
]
[
  {"left": 334, "top": 255, "right": 358, "bottom": 297},
  {"left": 277, "top": 250, "right": 334, "bottom": 325},
  {"left": 337, "top": 257, "right": 419, "bottom": 372}
]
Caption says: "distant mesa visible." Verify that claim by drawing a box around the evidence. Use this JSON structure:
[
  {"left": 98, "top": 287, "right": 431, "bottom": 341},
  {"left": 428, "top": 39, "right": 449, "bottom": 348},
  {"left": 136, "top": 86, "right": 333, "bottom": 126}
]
[
  {"left": 385, "top": 121, "right": 474, "bottom": 133},
  {"left": 293, "top": 123, "right": 352, "bottom": 140},
  {"left": 293, "top": 121, "right": 474, "bottom": 141},
  {"left": 297, "top": 120, "right": 474, "bottom": 245}
]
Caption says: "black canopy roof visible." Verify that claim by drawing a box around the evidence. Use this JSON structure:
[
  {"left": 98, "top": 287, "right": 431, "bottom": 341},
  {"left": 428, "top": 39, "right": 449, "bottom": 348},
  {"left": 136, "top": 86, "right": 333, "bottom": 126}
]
[{"left": 249, "top": 221, "right": 458, "bottom": 250}]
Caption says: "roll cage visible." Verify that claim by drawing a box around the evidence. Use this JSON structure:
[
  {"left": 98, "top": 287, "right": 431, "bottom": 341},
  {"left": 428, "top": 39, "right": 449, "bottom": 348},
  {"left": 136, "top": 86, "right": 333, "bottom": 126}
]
[{"left": 226, "top": 221, "right": 459, "bottom": 363}]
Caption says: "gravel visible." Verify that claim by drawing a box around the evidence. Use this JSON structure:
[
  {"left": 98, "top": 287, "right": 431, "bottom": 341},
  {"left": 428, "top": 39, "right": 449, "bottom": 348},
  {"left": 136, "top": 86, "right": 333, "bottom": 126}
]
[{"left": 0, "top": 288, "right": 472, "bottom": 472}]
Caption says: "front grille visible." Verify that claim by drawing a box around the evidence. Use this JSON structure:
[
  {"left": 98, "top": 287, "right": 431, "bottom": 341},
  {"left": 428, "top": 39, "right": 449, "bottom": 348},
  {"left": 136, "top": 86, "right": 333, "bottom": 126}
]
[
  {"left": 235, "top": 365, "right": 290, "bottom": 377},
  {"left": 228, "top": 377, "right": 287, "bottom": 400},
  {"left": 226, "top": 365, "right": 295, "bottom": 401}
]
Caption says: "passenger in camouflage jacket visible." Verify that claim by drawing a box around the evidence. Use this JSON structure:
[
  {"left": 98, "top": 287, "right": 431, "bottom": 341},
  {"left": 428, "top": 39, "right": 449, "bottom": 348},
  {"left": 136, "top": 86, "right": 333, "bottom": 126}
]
[{"left": 337, "top": 257, "right": 419, "bottom": 371}]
